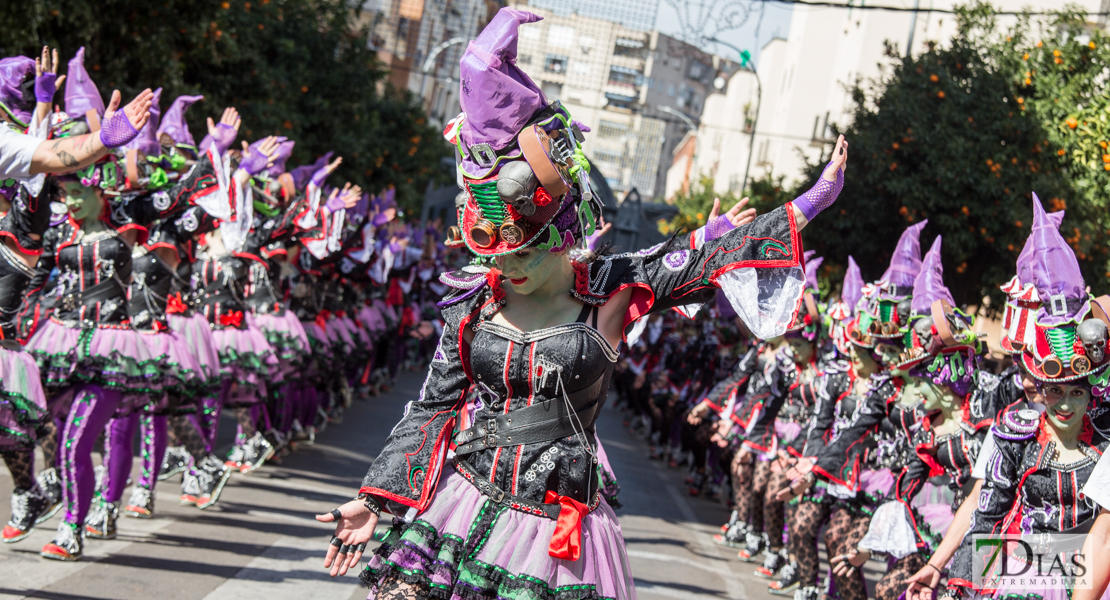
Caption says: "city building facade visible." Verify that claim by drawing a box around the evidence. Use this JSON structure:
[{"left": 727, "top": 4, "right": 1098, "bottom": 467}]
[{"left": 669, "top": 0, "right": 1106, "bottom": 199}]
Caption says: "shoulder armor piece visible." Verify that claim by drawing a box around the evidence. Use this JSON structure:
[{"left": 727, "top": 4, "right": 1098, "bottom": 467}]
[{"left": 991, "top": 403, "right": 1041, "bottom": 441}]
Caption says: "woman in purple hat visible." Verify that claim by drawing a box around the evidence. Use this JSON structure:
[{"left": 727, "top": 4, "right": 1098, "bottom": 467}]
[
  {"left": 316, "top": 7, "right": 848, "bottom": 599},
  {"left": 941, "top": 195, "right": 1110, "bottom": 600}
]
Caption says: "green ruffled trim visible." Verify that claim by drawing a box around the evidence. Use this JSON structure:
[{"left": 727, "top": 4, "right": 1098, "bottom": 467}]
[
  {"left": 0, "top": 423, "right": 34, "bottom": 446},
  {"left": 29, "top": 347, "right": 163, "bottom": 394},
  {"left": 0, "top": 389, "right": 47, "bottom": 426},
  {"left": 217, "top": 348, "right": 273, "bottom": 377},
  {"left": 262, "top": 330, "right": 308, "bottom": 362}
]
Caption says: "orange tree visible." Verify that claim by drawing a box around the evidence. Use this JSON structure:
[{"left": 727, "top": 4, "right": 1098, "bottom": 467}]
[{"left": 745, "top": 2, "right": 1110, "bottom": 308}]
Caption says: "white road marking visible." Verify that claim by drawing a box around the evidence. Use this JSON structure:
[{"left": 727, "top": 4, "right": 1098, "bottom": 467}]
[{"left": 201, "top": 536, "right": 362, "bottom": 600}]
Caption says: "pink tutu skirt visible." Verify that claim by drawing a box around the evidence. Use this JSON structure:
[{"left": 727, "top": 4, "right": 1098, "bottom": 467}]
[
  {"left": 363, "top": 466, "right": 636, "bottom": 600},
  {"left": 139, "top": 329, "right": 206, "bottom": 412},
  {"left": 168, "top": 313, "right": 221, "bottom": 382},
  {"left": 210, "top": 317, "right": 279, "bottom": 405},
  {"left": 0, "top": 347, "right": 46, "bottom": 450},
  {"left": 25, "top": 319, "right": 162, "bottom": 415},
  {"left": 254, "top": 310, "right": 310, "bottom": 364}
]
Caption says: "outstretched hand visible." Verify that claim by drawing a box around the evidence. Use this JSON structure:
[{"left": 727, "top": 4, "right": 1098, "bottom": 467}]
[
  {"left": 707, "top": 197, "right": 756, "bottom": 228},
  {"left": 106, "top": 88, "right": 154, "bottom": 133},
  {"left": 316, "top": 500, "right": 378, "bottom": 577},
  {"left": 822, "top": 134, "right": 849, "bottom": 182},
  {"left": 207, "top": 107, "right": 242, "bottom": 136}
]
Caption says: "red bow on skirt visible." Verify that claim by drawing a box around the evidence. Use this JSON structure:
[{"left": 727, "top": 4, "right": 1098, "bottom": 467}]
[
  {"left": 544, "top": 491, "right": 589, "bottom": 561},
  {"left": 219, "top": 311, "right": 243, "bottom": 328}
]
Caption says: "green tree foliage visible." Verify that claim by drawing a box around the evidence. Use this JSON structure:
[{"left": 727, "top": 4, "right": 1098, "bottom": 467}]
[
  {"left": 0, "top": 0, "right": 450, "bottom": 209},
  {"left": 658, "top": 175, "right": 747, "bottom": 236},
  {"left": 736, "top": 2, "right": 1110, "bottom": 308}
]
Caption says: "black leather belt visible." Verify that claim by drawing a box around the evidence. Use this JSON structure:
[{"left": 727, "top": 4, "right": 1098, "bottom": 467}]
[
  {"left": 60, "top": 278, "right": 126, "bottom": 312},
  {"left": 454, "top": 376, "right": 606, "bottom": 455},
  {"left": 453, "top": 458, "right": 599, "bottom": 520}
]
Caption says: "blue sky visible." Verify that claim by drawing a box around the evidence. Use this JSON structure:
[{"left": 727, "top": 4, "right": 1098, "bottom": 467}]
[{"left": 654, "top": 0, "right": 794, "bottom": 67}]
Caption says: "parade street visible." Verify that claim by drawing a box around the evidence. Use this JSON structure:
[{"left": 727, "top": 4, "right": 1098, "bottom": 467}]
[{"left": 0, "top": 370, "right": 884, "bottom": 600}]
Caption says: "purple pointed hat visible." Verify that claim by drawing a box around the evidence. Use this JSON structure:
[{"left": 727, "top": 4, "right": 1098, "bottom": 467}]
[
  {"left": 157, "top": 95, "right": 203, "bottom": 148},
  {"left": 911, "top": 236, "right": 955, "bottom": 315},
  {"left": 456, "top": 7, "right": 547, "bottom": 178},
  {"left": 65, "top": 47, "right": 105, "bottom": 118},
  {"left": 290, "top": 151, "right": 333, "bottom": 190},
  {"left": 804, "top": 252, "right": 824, "bottom": 293},
  {"left": 1028, "top": 193, "right": 1088, "bottom": 326},
  {"left": 123, "top": 87, "right": 162, "bottom": 155},
  {"left": 1016, "top": 203, "right": 1065, "bottom": 289},
  {"left": 265, "top": 141, "right": 296, "bottom": 177},
  {"left": 842, "top": 256, "right": 864, "bottom": 315},
  {"left": 0, "top": 56, "right": 35, "bottom": 126},
  {"left": 881, "top": 220, "right": 928, "bottom": 295}
]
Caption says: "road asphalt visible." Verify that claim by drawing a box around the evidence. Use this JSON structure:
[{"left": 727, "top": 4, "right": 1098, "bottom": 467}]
[{"left": 0, "top": 370, "right": 884, "bottom": 600}]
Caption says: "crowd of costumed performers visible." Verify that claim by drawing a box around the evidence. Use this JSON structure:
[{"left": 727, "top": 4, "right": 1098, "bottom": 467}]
[
  {"left": 0, "top": 45, "right": 456, "bottom": 562},
  {"left": 316, "top": 9, "right": 1110, "bottom": 600},
  {"left": 610, "top": 197, "right": 1110, "bottom": 600}
]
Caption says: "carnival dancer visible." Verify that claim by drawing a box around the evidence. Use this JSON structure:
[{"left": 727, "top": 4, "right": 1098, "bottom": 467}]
[
  {"left": 25, "top": 125, "right": 191, "bottom": 561},
  {"left": 941, "top": 195, "right": 1110, "bottom": 600},
  {"left": 315, "top": 8, "right": 849, "bottom": 600},
  {"left": 770, "top": 223, "right": 928, "bottom": 600},
  {"left": 0, "top": 46, "right": 86, "bottom": 544},
  {"left": 899, "top": 206, "right": 1064, "bottom": 600},
  {"left": 100, "top": 99, "right": 243, "bottom": 521},
  {"left": 837, "top": 236, "right": 1014, "bottom": 600}
]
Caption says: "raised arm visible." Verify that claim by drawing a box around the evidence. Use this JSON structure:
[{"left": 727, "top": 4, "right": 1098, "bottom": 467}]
[{"left": 29, "top": 88, "right": 153, "bottom": 175}]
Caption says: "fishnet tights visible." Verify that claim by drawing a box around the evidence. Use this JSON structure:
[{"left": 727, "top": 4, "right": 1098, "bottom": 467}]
[
  {"left": 169, "top": 415, "right": 208, "bottom": 461},
  {"left": 764, "top": 468, "right": 789, "bottom": 550},
  {"left": 825, "top": 507, "right": 872, "bottom": 600},
  {"left": 876, "top": 552, "right": 927, "bottom": 600},
  {"left": 791, "top": 500, "right": 830, "bottom": 588},
  {"left": 375, "top": 573, "right": 432, "bottom": 600},
  {"left": 1, "top": 448, "right": 34, "bottom": 490}
]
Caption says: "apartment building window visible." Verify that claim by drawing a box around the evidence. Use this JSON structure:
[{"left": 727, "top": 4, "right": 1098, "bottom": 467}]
[
  {"left": 544, "top": 54, "right": 568, "bottom": 74},
  {"left": 519, "top": 54, "right": 532, "bottom": 65},
  {"left": 547, "top": 25, "right": 575, "bottom": 48},
  {"left": 666, "top": 84, "right": 676, "bottom": 97},
  {"left": 608, "top": 65, "right": 643, "bottom": 87},
  {"left": 687, "top": 61, "right": 711, "bottom": 83},
  {"left": 596, "top": 119, "right": 629, "bottom": 139},
  {"left": 604, "top": 92, "right": 636, "bottom": 111},
  {"left": 613, "top": 37, "right": 646, "bottom": 59}
]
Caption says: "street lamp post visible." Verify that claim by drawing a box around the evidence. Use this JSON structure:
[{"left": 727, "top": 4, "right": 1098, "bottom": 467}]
[
  {"left": 419, "top": 36, "right": 469, "bottom": 114},
  {"left": 657, "top": 104, "right": 698, "bottom": 131},
  {"left": 709, "top": 37, "right": 761, "bottom": 196}
]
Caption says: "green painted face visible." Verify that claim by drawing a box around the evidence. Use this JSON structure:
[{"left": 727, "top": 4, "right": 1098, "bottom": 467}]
[
  {"left": 495, "top": 247, "right": 565, "bottom": 295},
  {"left": 900, "top": 374, "right": 958, "bottom": 410},
  {"left": 60, "top": 181, "right": 103, "bottom": 222},
  {"left": 874, "top": 342, "right": 902, "bottom": 367},
  {"left": 1040, "top": 383, "right": 1090, "bottom": 433},
  {"left": 786, "top": 336, "right": 814, "bottom": 364}
]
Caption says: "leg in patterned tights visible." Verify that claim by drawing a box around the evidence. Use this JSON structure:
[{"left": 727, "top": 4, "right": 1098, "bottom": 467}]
[
  {"left": 791, "top": 500, "right": 832, "bottom": 588},
  {"left": 169, "top": 414, "right": 209, "bottom": 462},
  {"left": 37, "top": 420, "right": 58, "bottom": 471},
  {"left": 235, "top": 407, "right": 257, "bottom": 440},
  {"left": 1, "top": 448, "right": 35, "bottom": 490},
  {"left": 825, "top": 507, "right": 872, "bottom": 600},
  {"left": 749, "top": 459, "right": 772, "bottom": 534},
  {"left": 764, "top": 468, "right": 789, "bottom": 551},
  {"left": 732, "top": 451, "right": 753, "bottom": 517},
  {"left": 876, "top": 551, "right": 926, "bottom": 600}
]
